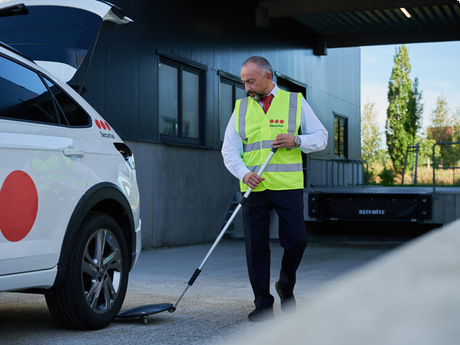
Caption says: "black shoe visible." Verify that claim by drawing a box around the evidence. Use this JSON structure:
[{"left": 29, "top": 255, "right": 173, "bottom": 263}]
[
  {"left": 248, "top": 306, "right": 274, "bottom": 322},
  {"left": 275, "top": 280, "right": 296, "bottom": 313}
]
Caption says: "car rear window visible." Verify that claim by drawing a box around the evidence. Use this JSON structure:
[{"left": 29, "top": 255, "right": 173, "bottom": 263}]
[{"left": 0, "top": 6, "right": 101, "bottom": 71}]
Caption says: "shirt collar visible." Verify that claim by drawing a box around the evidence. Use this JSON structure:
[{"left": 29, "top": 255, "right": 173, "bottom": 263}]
[{"left": 269, "top": 83, "right": 279, "bottom": 97}]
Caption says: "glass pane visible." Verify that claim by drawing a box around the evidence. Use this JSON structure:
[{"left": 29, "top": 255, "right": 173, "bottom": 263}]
[
  {"left": 0, "top": 7, "right": 101, "bottom": 70},
  {"left": 219, "top": 81, "right": 233, "bottom": 141},
  {"left": 0, "top": 56, "right": 59, "bottom": 124},
  {"left": 159, "top": 63, "right": 178, "bottom": 136},
  {"left": 339, "top": 119, "right": 345, "bottom": 157},
  {"left": 182, "top": 70, "right": 199, "bottom": 139},
  {"left": 44, "top": 79, "right": 90, "bottom": 126},
  {"left": 334, "top": 117, "right": 339, "bottom": 156}
]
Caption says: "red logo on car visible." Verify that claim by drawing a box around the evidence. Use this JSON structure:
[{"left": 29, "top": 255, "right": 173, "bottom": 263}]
[
  {"left": 95, "top": 119, "right": 112, "bottom": 131},
  {"left": 0, "top": 171, "right": 38, "bottom": 242}
]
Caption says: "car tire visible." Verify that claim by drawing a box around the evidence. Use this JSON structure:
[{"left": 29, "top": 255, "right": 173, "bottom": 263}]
[{"left": 45, "top": 212, "right": 129, "bottom": 330}]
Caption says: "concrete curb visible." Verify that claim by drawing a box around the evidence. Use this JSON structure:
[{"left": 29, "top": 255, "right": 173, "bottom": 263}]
[{"left": 220, "top": 219, "right": 460, "bottom": 345}]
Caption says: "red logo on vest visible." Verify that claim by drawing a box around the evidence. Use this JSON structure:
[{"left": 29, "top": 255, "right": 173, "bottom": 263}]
[{"left": 270, "top": 119, "right": 284, "bottom": 124}]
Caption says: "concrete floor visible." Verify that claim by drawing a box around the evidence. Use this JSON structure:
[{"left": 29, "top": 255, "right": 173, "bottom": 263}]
[{"left": 0, "top": 238, "right": 391, "bottom": 344}]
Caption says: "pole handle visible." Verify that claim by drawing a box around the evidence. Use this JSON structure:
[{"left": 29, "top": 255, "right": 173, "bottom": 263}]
[{"left": 242, "top": 147, "right": 278, "bottom": 199}]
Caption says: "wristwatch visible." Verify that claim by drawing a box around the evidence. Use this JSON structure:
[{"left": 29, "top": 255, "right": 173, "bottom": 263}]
[{"left": 294, "top": 135, "right": 301, "bottom": 148}]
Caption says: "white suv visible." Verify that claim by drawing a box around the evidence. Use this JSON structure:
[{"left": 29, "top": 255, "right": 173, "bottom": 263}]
[{"left": 0, "top": 0, "right": 141, "bottom": 330}]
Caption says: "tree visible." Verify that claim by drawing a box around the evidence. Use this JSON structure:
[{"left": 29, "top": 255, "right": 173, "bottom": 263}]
[
  {"left": 430, "top": 95, "right": 451, "bottom": 130},
  {"left": 361, "top": 101, "right": 382, "bottom": 166},
  {"left": 428, "top": 96, "right": 459, "bottom": 168},
  {"left": 415, "top": 131, "right": 436, "bottom": 167},
  {"left": 385, "top": 44, "right": 420, "bottom": 173},
  {"left": 407, "top": 77, "right": 423, "bottom": 143}
]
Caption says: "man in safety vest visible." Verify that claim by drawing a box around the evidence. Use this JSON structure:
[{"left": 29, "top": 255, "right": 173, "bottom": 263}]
[{"left": 222, "top": 56, "right": 328, "bottom": 322}]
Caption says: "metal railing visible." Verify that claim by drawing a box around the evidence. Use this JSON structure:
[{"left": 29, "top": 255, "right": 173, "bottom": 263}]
[
  {"left": 305, "top": 155, "right": 367, "bottom": 189},
  {"left": 432, "top": 141, "right": 460, "bottom": 195},
  {"left": 402, "top": 143, "right": 419, "bottom": 184}
]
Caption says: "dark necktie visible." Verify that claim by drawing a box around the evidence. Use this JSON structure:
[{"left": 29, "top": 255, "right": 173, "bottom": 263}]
[{"left": 260, "top": 94, "right": 274, "bottom": 114}]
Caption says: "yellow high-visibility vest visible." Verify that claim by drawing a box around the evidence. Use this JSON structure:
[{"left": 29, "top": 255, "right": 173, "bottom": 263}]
[{"left": 235, "top": 89, "right": 303, "bottom": 192}]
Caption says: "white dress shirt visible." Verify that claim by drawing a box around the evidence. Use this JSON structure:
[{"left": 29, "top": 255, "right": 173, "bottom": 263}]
[{"left": 221, "top": 83, "right": 328, "bottom": 182}]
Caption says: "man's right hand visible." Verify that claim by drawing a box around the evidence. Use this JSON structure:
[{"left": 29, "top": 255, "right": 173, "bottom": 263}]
[{"left": 243, "top": 172, "right": 265, "bottom": 189}]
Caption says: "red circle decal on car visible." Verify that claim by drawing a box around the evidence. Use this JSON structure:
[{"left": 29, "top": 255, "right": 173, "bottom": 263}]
[{"left": 0, "top": 171, "right": 38, "bottom": 242}]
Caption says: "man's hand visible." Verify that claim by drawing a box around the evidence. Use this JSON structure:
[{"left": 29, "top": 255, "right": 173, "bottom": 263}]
[
  {"left": 243, "top": 172, "right": 265, "bottom": 189},
  {"left": 272, "top": 133, "right": 296, "bottom": 148}
]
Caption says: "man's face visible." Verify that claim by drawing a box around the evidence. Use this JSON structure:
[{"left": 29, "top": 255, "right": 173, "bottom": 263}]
[{"left": 240, "top": 62, "right": 272, "bottom": 101}]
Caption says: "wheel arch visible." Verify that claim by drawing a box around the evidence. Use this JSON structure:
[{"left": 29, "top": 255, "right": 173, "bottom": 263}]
[{"left": 54, "top": 182, "right": 136, "bottom": 288}]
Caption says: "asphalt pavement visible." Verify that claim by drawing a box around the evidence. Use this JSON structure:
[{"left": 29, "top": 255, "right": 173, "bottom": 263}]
[{"left": 0, "top": 237, "right": 392, "bottom": 344}]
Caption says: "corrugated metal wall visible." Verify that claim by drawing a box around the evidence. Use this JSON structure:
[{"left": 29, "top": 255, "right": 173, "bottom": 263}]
[{"left": 73, "top": 0, "right": 361, "bottom": 248}]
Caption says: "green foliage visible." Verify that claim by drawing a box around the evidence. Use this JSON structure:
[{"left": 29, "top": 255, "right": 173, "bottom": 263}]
[
  {"left": 361, "top": 101, "right": 382, "bottom": 166},
  {"left": 378, "top": 166, "right": 396, "bottom": 185},
  {"left": 428, "top": 96, "right": 460, "bottom": 169},
  {"left": 406, "top": 77, "right": 423, "bottom": 140},
  {"left": 430, "top": 95, "right": 451, "bottom": 132},
  {"left": 415, "top": 131, "right": 436, "bottom": 166},
  {"left": 385, "top": 45, "right": 422, "bottom": 174},
  {"left": 367, "top": 167, "right": 381, "bottom": 184}
]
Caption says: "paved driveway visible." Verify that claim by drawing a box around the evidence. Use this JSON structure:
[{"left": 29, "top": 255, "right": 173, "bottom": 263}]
[{"left": 0, "top": 240, "right": 391, "bottom": 344}]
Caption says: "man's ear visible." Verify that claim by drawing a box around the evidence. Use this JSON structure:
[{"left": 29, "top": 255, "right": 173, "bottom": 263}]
[{"left": 265, "top": 72, "right": 272, "bottom": 82}]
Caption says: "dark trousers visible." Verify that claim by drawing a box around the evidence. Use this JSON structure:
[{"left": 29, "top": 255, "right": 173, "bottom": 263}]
[{"left": 242, "top": 189, "right": 307, "bottom": 309}]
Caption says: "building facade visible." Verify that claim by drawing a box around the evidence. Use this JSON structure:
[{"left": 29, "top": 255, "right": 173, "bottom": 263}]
[{"left": 73, "top": 0, "right": 361, "bottom": 248}]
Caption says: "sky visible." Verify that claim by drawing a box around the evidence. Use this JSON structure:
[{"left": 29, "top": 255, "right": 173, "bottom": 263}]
[{"left": 360, "top": 41, "right": 460, "bottom": 135}]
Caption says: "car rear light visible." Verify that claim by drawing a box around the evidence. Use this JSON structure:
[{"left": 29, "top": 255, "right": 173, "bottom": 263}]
[{"left": 114, "top": 143, "right": 135, "bottom": 170}]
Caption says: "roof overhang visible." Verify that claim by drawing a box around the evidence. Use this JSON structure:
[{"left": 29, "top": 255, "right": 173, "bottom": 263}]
[{"left": 257, "top": 0, "right": 460, "bottom": 55}]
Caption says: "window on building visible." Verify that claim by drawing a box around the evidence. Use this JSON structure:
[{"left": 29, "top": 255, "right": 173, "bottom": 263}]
[
  {"left": 158, "top": 56, "right": 205, "bottom": 144},
  {"left": 275, "top": 72, "right": 307, "bottom": 98},
  {"left": 218, "top": 71, "right": 246, "bottom": 142},
  {"left": 334, "top": 113, "right": 348, "bottom": 158}
]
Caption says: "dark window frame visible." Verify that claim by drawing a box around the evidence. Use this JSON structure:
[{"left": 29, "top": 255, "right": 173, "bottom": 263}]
[
  {"left": 157, "top": 51, "right": 207, "bottom": 146},
  {"left": 275, "top": 71, "right": 307, "bottom": 99},
  {"left": 334, "top": 112, "right": 348, "bottom": 158},
  {"left": 217, "top": 70, "right": 246, "bottom": 143}
]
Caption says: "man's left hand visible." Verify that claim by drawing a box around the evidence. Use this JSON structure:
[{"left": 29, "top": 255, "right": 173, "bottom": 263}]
[{"left": 272, "top": 133, "right": 296, "bottom": 148}]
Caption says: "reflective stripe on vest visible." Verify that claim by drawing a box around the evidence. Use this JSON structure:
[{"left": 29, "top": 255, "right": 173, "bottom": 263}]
[
  {"left": 238, "top": 97, "right": 248, "bottom": 141},
  {"left": 247, "top": 163, "right": 303, "bottom": 173}
]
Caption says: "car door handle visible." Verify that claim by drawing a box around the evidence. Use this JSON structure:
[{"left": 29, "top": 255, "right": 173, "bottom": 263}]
[{"left": 63, "top": 149, "right": 85, "bottom": 158}]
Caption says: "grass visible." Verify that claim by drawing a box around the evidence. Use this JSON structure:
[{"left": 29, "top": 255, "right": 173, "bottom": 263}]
[
  {"left": 400, "top": 167, "right": 460, "bottom": 186},
  {"left": 369, "top": 164, "right": 460, "bottom": 187}
]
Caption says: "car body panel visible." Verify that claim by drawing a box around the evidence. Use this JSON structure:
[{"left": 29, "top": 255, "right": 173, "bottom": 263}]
[{"left": 0, "top": 19, "right": 140, "bottom": 292}]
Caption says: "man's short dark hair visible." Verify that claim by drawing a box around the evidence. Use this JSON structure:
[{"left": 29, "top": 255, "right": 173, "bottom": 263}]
[{"left": 242, "top": 56, "right": 273, "bottom": 77}]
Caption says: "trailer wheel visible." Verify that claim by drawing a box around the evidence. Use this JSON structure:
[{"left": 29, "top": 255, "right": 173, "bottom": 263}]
[{"left": 46, "top": 212, "right": 129, "bottom": 329}]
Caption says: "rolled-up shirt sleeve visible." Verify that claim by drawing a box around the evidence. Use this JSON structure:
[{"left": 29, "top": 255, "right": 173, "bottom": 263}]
[{"left": 298, "top": 98, "right": 328, "bottom": 153}]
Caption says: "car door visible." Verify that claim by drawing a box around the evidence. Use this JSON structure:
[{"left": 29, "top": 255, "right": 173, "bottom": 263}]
[{"left": 0, "top": 54, "right": 91, "bottom": 276}]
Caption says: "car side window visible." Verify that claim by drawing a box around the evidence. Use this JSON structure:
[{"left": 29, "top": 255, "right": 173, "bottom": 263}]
[
  {"left": 0, "top": 55, "right": 60, "bottom": 124},
  {"left": 0, "top": 55, "right": 91, "bottom": 127},
  {"left": 43, "top": 79, "right": 91, "bottom": 127}
]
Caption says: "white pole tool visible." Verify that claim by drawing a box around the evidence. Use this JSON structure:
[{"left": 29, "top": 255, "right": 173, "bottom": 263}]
[{"left": 118, "top": 147, "right": 278, "bottom": 322}]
